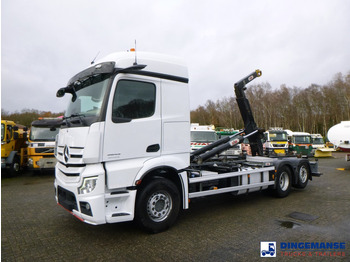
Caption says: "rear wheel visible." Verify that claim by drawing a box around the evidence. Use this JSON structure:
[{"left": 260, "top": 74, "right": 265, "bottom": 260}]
[
  {"left": 294, "top": 163, "right": 309, "bottom": 188},
  {"left": 135, "top": 178, "right": 180, "bottom": 233},
  {"left": 275, "top": 166, "right": 291, "bottom": 198}
]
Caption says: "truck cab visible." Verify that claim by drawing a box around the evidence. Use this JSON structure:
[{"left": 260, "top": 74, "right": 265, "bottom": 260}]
[
  {"left": 190, "top": 124, "right": 217, "bottom": 152},
  {"left": 55, "top": 51, "right": 190, "bottom": 226},
  {"left": 287, "top": 131, "right": 313, "bottom": 157},
  {"left": 311, "top": 134, "right": 325, "bottom": 149},
  {"left": 1, "top": 120, "right": 28, "bottom": 175},
  {"left": 27, "top": 118, "right": 62, "bottom": 171},
  {"left": 264, "top": 128, "right": 288, "bottom": 156}
]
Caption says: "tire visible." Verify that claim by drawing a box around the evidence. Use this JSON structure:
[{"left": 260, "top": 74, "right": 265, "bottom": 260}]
[
  {"left": 294, "top": 163, "right": 309, "bottom": 189},
  {"left": 9, "top": 156, "right": 21, "bottom": 176},
  {"left": 135, "top": 178, "right": 180, "bottom": 233},
  {"left": 275, "top": 166, "right": 292, "bottom": 198}
]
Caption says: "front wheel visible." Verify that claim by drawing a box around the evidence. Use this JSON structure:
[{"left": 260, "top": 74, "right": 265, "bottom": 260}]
[
  {"left": 275, "top": 166, "right": 292, "bottom": 198},
  {"left": 135, "top": 178, "right": 180, "bottom": 233},
  {"left": 9, "top": 156, "right": 21, "bottom": 176}
]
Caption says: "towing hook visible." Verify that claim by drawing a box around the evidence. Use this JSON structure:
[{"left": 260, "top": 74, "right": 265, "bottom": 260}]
[{"left": 255, "top": 69, "right": 262, "bottom": 77}]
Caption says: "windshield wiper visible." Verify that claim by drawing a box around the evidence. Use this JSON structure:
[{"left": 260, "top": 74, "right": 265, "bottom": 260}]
[{"left": 63, "top": 114, "right": 88, "bottom": 126}]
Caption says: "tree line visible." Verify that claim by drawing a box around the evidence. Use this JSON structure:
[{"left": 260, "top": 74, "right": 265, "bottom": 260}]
[
  {"left": 191, "top": 71, "right": 350, "bottom": 136},
  {"left": 1, "top": 109, "right": 64, "bottom": 127},
  {"left": 2, "top": 71, "right": 349, "bottom": 136}
]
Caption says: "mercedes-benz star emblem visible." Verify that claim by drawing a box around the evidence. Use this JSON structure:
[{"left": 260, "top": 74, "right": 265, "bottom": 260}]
[{"left": 64, "top": 145, "right": 70, "bottom": 163}]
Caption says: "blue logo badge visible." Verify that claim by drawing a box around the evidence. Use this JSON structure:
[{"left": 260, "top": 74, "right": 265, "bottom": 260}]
[{"left": 261, "top": 242, "right": 276, "bottom": 257}]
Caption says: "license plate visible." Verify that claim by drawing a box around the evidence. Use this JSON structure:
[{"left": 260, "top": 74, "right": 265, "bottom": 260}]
[{"left": 274, "top": 149, "right": 285, "bottom": 154}]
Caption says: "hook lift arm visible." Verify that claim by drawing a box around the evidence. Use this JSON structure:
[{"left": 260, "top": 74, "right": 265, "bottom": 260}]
[
  {"left": 234, "top": 69, "right": 264, "bottom": 156},
  {"left": 191, "top": 70, "right": 264, "bottom": 164}
]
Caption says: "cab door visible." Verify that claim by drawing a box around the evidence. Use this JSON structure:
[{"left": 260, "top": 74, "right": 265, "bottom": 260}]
[{"left": 102, "top": 75, "right": 161, "bottom": 187}]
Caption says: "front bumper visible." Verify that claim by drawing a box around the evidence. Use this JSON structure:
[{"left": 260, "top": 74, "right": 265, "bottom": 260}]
[
  {"left": 29, "top": 157, "right": 57, "bottom": 170},
  {"left": 54, "top": 163, "right": 137, "bottom": 225}
]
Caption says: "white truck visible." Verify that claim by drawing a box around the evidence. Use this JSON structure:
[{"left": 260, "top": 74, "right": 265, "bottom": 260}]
[
  {"left": 190, "top": 124, "right": 217, "bottom": 151},
  {"left": 54, "top": 51, "right": 320, "bottom": 233},
  {"left": 311, "top": 133, "right": 334, "bottom": 158},
  {"left": 311, "top": 134, "right": 325, "bottom": 149}
]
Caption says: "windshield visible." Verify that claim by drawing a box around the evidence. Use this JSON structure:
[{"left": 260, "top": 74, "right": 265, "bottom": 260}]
[
  {"left": 65, "top": 77, "right": 110, "bottom": 119},
  {"left": 1, "top": 124, "right": 4, "bottom": 141},
  {"left": 269, "top": 132, "right": 288, "bottom": 141},
  {"left": 191, "top": 131, "right": 217, "bottom": 142},
  {"left": 30, "top": 126, "right": 60, "bottom": 141},
  {"left": 312, "top": 137, "right": 324, "bottom": 144},
  {"left": 294, "top": 136, "right": 311, "bottom": 144}
]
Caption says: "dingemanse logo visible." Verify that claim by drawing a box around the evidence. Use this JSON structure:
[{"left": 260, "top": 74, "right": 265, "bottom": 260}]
[{"left": 261, "top": 242, "right": 276, "bottom": 257}]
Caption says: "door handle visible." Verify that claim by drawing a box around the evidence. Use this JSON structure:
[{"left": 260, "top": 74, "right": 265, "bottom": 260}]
[{"left": 146, "top": 144, "right": 160, "bottom": 152}]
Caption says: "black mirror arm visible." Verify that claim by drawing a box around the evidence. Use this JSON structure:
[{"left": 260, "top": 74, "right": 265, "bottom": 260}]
[{"left": 56, "top": 86, "right": 77, "bottom": 102}]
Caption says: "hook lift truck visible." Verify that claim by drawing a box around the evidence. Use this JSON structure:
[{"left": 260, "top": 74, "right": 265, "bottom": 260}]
[{"left": 54, "top": 51, "right": 321, "bottom": 233}]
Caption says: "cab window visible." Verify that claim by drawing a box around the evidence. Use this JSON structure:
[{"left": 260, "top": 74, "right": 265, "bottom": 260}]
[{"left": 112, "top": 80, "right": 156, "bottom": 122}]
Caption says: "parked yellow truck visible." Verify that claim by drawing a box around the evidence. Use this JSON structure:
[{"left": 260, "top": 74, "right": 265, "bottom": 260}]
[
  {"left": 1, "top": 120, "right": 28, "bottom": 175},
  {"left": 27, "top": 118, "right": 62, "bottom": 171}
]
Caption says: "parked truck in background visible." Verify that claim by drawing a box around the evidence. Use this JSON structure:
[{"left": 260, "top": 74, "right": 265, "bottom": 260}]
[
  {"left": 27, "top": 118, "right": 62, "bottom": 171},
  {"left": 54, "top": 51, "right": 320, "bottom": 233},
  {"left": 286, "top": 130, "right": 314, "bottom": 157},
  {"left": 311, "top": 133, "right": 334, "bottom": 158},
  {"left": 311, "top": 134, "right": 325, "bottom": 149},
  {"left": 1, "top": 120, "right": 28, "bottom": 175},
  {"left": 190, "top": 124, "right": 217, "bottom": 151},
  {"left": 264, "top": 128, "right": 288, "bottom": 156}
]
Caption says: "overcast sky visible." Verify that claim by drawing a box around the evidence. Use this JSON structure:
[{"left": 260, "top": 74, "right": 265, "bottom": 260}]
[{"left": 2, "top": 0, "right": 350, "bottom": 113}]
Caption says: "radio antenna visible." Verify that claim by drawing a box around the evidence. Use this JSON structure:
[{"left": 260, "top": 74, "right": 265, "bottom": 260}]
[
  {"left": 133, "top": 40, "right": 138, "bottom": 65},
  {"left": 91, "top": 51, "right": 100, "bottom": 64}
]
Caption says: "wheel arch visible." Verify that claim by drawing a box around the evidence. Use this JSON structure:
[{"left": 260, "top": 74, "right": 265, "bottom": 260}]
[
  {"left": 135, "top": 166, "right": 185, "bottom": 209},
  {"left": 274, "top": 161, "right": 293, "bottom": 182},
  {"left": 6, "top": 151, "right": 18, "bottom": 164}
]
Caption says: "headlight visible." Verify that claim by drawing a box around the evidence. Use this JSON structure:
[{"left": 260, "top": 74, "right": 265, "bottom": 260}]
[{"left": 78, "top": 176, "right": 98, "bottom": 194}]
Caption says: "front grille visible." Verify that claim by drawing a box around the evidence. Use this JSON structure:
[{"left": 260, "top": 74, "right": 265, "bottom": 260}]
[
  {"left": 58, "top": 161, "right": 86, "bottom": 168},
  {"left": 58, "top": 167, "right": 80, "bottom": 177},
  {"left": 57, "top": 186, "right": 78, "bottom": 211},
  {"left": 35, "top": 148, "right": 54, "bottom": 153},
  {"left": 56, "top": 145, "right": 85, "bottom": 165}
]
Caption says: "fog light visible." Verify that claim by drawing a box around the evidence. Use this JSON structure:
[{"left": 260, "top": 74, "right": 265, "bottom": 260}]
[
  {"left": 78, "top": 176, "right": 98, "bottom": 194},
  {"left": 80, "top": 201, "right": 93, "bottom": 216}
]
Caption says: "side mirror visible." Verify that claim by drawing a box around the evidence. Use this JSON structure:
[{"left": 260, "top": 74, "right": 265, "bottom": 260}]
[
  {"left": 13, "top": 132, "right": 19, "bottom": 140},
  {"left": 57, "top": 87, "right": 77, "bottom": 102},
  {"left": 56, "top": 88, "right": 66, "bottom": 97}
]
